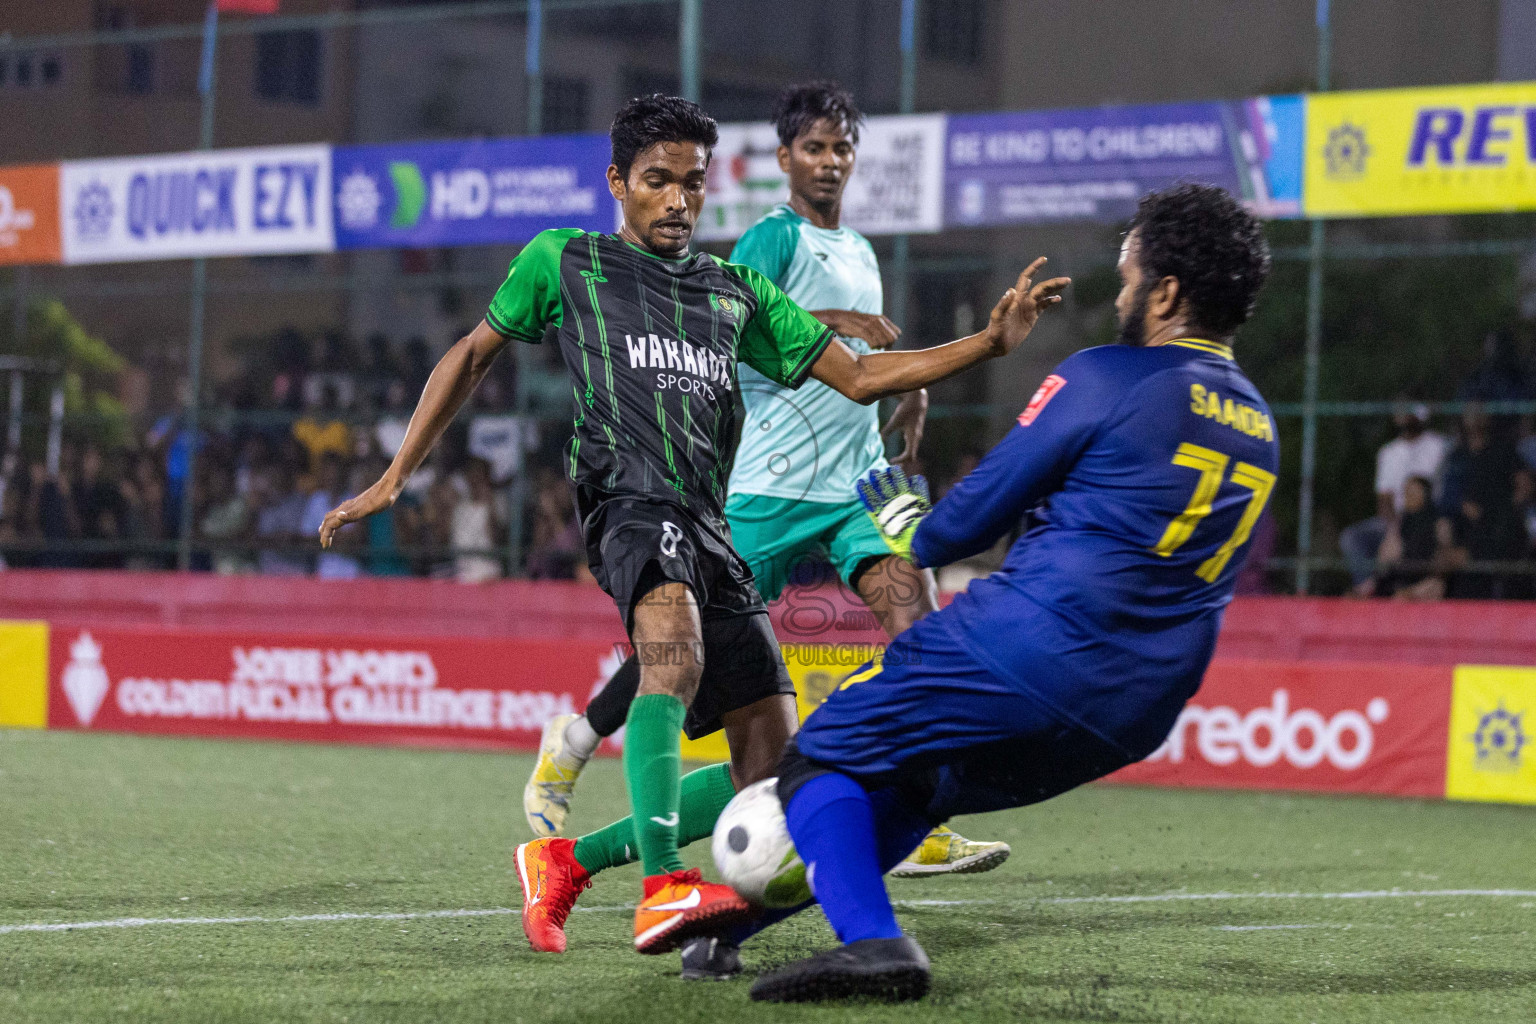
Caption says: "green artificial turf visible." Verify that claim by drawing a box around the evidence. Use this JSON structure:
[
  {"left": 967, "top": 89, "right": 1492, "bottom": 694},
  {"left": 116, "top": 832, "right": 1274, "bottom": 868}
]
[{"left": 2, "top": 728, "right": 1534, "bottom": 1022}]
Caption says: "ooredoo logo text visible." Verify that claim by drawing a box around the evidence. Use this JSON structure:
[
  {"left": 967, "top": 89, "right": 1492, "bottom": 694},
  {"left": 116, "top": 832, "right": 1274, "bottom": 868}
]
[{"left": 1147, "top": 688, "right": 1390, "bottom": 772}]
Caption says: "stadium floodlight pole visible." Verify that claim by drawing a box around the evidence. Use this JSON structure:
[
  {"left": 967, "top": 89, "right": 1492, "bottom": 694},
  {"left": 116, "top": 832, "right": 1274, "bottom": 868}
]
[
  {"left": 888, "top": 0, "right": 919, "bottom": 345},
  {"left": 679, "top": 0, "right": 701, "bottom": 101},
  {"left": 505, "top": 0, "right": 546, "bottom": 576},
  {"left": 7, "top": 266, "right": 27, "bottom": 458},
  {"left": 526, "top": 0, "right": 544, "bottom": 134},
  {"left": 1296, "top": 0, "right": 1332, "bottom": 595},
  {"left": 178, "top": 1, "right": 220, "bottom": 572}
]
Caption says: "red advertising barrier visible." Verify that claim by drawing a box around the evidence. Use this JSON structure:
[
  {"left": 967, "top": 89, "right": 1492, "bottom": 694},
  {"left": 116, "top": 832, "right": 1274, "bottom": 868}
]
[
  {"left": 48, "top": 624, "right": 625, "bottom": 753},
  {"left": 3, "top": 570, "right": 1534, "bottom": 664},
  {"left": 1108, "top": 659, "right": 1452, "bottom": 798}
]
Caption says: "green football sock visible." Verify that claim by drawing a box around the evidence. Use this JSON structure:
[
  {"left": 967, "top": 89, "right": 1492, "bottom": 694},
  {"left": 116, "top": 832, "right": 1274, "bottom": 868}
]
[
  {"left": 620, "top": 693, "right": 688, "bottom": 876},
  {"left": 572, "top": 762, "right": 736, "bottom": 876}
]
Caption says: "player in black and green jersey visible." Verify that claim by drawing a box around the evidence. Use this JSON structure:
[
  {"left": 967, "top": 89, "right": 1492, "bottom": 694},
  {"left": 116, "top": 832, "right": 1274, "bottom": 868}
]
[{"left": 320, "top": 94, "right": 1069, "bottom": 960}]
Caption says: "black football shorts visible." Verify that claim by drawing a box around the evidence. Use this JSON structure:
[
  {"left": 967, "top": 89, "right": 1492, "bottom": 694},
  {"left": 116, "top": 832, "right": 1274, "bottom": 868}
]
[{"left": 580, "top": 495, "right": 794, "bottom": 739}]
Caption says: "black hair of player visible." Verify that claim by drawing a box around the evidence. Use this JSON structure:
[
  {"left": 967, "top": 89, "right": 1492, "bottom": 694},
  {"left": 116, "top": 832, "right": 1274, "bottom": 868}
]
[
  {"left": 609, "top": 94, "right": 720, "bottom": 181},
  {"left": 772, "top": 80, "right": 865, "bottom": 148},
  {"left": 1128, "top": 183, "right": 1272, "bottom": 338}
]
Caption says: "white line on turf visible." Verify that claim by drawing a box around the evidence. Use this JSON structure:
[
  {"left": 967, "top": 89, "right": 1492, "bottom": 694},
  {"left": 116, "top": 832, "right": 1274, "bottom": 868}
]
[
  {"left": 1216, "top": 923, "right": 1353, "bottom": 932},
  {"left": 3, "top": 888, "right": 1533, "bottom": 937}
]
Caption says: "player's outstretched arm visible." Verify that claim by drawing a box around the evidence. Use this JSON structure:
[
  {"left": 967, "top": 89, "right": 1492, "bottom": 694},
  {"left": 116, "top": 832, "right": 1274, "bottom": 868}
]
[
  {"left": 319, "top": 320, "right": 508, "bottom": 547},
  {"left": 808, "top": 258, "right": 1068, "bottom": 404}
]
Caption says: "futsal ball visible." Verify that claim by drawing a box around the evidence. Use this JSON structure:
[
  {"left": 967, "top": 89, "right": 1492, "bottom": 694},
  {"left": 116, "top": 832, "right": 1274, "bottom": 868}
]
[{"left": 711, "top": 777, "right": 812, "bottom": 908}]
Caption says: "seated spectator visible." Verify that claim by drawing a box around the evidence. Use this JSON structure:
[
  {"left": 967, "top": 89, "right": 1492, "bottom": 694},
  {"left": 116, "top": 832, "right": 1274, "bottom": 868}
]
[
  {"left": 467, "top": 377, "right": 536, "bottom": 486},
  {"left": 1339, "top": 403, "right": 1449, "bottom": 595},
  {"left": 422, "top": 473, "right": 462, "bottom": 579},
  {"left": 233, "top": 435, "right": 273, "bottom": 500},
  {"left": 74, "top": 445, "right": 127, "bottom": 569},
  {"left": 1518, "top": 415, "right": 1536, "bottom": 475},
  {"left": 147, "top": 380, "right": 204, "bottom": 539},
  {"left": 348, "top": 455, "right": 413, "bottom": 577},
  {"left": 121, "top": 453, "right": 168, "bottom": 570},
  {"left": 526, "top": 468, "right": 583, "bottom": 580},
  {"left": 291, "top": 384, "right": 351, "bottom": 474},
  {"left": 0, "top": 462, "right": 31, "bottom": 569},
  {"left": 374, "top": 380, "right": 412, "bottom": 460},
  {"left": 1447, "top": 465, "right": 1536, "bottom": 600},
  {"left": 30, "top": 460, "right": 81, "bottom": 568},
  {"left": 253, "top": 466, "right": 308, "bottom": 576},
  {"left": 452, "top": 457, "right": 504, "bottom": 584},
  {"left": 301, "top": 453, "right": 362, "bottom": 579},
  {"left": 199, "top": 466, "right": 253, "bottom": 575},
  {"left": 1370, "top": 476, "right": 1445, "bottom": 599}
]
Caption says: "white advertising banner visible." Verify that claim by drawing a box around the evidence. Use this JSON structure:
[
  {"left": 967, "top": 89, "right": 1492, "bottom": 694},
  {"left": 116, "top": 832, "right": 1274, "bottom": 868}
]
[
  {"left": 60, "top": 144, "right": 334, "bottom": 264},
  {"left": 698, "top": 113, "right": 946, "bottom": 242}
]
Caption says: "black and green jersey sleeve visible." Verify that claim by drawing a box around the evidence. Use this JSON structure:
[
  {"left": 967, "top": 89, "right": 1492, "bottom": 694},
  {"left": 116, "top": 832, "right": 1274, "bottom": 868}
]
[
  {"left": 719, "top": 260, "right": 834, "bottom": 389},
  {"left": 485, "top": 228, "right": 584, "bottom": 342}
]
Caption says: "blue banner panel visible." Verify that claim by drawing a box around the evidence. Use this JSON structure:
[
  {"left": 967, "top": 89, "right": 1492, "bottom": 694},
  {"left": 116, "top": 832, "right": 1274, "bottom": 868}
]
[
  {"left": 332, "top": 134, "right": 612, "bottom": 250},
  {"left": 944, "top": 98, "right": 1303, "bottom": 227}
]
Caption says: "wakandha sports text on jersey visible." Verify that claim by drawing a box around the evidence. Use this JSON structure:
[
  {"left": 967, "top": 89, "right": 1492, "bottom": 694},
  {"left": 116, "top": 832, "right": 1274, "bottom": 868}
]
[{"left": 486, "top": 228, "right": 834, "bottom": 516}]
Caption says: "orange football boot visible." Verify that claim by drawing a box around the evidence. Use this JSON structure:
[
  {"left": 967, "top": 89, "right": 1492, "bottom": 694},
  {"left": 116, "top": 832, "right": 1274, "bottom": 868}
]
[
  {"left": 633, "top": 868, "right": 752, "bottom": 955},
  {"left": 516, "top": 837, "right": 591, "bottom": 953}
]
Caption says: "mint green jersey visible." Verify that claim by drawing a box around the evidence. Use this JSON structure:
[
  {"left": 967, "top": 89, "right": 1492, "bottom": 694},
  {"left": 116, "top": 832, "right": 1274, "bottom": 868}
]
[{"left": 728, "top": 204, "right": 887, "bottom": 504}]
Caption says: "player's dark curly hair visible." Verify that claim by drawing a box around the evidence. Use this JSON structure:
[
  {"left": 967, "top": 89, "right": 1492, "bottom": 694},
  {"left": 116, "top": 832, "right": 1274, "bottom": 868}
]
[
  {"left": 773, "top": 80, "right": 865, "bottom": 148},
  {"left": 609, "top": 94, "right": 719, "bottom": 180},
  {"left": 1128, "top": 183, "right": 1271, "bottom": 338}
]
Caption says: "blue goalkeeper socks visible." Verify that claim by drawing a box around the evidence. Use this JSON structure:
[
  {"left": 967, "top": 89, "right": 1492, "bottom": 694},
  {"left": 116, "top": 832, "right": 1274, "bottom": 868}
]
[
  {"left": 783, "top": 772, "right": 904, "bottom": 944},
  {"left": 870, "top": 785, "right": 938, "bottom": 872},
  {"left": 731, "top": 780, "right": 934, "bottom": 947}
]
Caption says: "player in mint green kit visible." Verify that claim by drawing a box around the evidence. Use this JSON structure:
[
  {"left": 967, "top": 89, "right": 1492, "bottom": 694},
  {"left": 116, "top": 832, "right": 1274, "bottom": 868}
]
[{"left": 524, "top": 83, "right": 1010, "bottom": 889}]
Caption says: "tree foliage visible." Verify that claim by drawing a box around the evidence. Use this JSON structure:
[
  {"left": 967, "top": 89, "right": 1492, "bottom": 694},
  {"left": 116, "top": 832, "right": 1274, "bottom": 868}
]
[{"left": 0, "top": 298, "right": 131, "bottom": 454}]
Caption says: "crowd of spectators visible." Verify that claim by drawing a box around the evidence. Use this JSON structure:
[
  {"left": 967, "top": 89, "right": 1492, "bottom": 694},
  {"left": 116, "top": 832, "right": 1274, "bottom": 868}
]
[
  {"left": 2, "top": 324, "right": 1535, "bottom": 598},
  {"left": 0, "top": 329, "right": 589, "bottom": 584},
  {"left": 1340, "top": 331, "right": 1536, "bottom": 600}
]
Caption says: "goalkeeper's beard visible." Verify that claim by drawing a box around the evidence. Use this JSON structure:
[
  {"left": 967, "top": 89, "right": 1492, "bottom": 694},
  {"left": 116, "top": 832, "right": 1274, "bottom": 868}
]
[{"left": 1116, "top": 280, "right": 1155, "bottom": 347}]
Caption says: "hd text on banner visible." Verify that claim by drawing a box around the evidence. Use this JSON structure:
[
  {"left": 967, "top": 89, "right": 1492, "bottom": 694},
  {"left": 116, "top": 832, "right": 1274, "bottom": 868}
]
[
  {"left": 944, "top": 97, "right": 1305, "bottom": 227},
  {"left": 59, "top": 145, "right": 333, "bottom": 265},
  {"left": 332, "top": 134, "right": 612, "bottom": 250},
  {"left": 1306, "top": 81, "right": 1536, "bottom": 217}
]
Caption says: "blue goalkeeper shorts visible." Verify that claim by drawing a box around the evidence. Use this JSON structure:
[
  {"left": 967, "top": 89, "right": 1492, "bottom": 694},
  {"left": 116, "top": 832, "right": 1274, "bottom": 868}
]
[{"left": 793, "top": 609, "right": 1132, "bottom": 821}]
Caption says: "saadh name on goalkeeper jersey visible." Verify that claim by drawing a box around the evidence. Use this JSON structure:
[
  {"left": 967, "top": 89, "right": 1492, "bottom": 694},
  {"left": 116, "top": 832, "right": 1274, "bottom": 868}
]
[{"left": 912, "top": 340, "right": 1280, "bottom": 760}]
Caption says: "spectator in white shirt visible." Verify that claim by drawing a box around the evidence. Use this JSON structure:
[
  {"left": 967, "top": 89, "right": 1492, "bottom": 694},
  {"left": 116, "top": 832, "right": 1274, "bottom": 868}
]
[{"left": 1339, "top": 403, "right": 1451, "bottom": 592}]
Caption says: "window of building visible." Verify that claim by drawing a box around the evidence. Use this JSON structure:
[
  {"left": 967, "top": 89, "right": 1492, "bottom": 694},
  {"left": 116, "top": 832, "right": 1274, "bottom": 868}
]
[
  {"left": 0, "top": 51, "right": 65, "bottom": 91},
  {"left": 125, "top": 44, "right": 154, "bottom": 94},
  {"left": 255, "top": 30, "right": 322, "bottom": 105},
  {"left": 541, "top": 76, "right": 589, "bottom": 134},
  {"left": 924, "top": 0, "right": 986, "bottom": 65}
]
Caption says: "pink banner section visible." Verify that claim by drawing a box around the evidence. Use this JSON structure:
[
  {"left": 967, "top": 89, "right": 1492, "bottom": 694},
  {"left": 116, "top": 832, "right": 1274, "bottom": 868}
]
[
  {"left": 1108, "top": 659, "right": 1452, "bottom": 798},
  {"left": 50, "top": 624, "right": 623, "bottom": 753}
]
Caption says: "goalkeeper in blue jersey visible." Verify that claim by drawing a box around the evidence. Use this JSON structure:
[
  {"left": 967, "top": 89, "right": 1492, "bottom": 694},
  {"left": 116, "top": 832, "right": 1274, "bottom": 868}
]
[
  {"left": 524, "top": 82, "right": 1009, "bottom": 880},
  {"left": 749, "top": 184, "right": 1279, "bottom": 1002}
]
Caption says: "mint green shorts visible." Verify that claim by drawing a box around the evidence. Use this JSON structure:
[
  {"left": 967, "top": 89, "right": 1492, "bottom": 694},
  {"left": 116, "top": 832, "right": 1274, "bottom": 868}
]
[{"left": 724, "top": 492, "right": 892, "bottom": 604}]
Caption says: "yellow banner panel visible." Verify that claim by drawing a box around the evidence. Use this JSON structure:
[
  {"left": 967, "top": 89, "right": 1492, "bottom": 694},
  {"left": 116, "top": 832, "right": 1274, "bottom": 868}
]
[
  {"left": 0, "top": 620, "right": 49, "bottom": 729},
  {"left": 1446, "top": 665, "right": 1536, "bottom": 805},
  {"left": 679, "top": 642, "right": 884, "bottom": 764},
  {"left": 1306, "top": 82, "right": 1536, "bottom": 217}
]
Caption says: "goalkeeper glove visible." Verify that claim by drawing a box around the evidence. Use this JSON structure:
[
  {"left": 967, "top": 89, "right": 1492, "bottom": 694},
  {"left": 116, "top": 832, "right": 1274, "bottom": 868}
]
[{"left": 856, "top": 466, "right": 932, "bottom": 564}]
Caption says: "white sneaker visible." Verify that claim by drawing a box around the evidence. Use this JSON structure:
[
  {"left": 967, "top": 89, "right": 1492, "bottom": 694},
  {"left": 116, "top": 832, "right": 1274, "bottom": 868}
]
[{"left": 523, "top": 713, "right": 589, "bottom": 837}]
